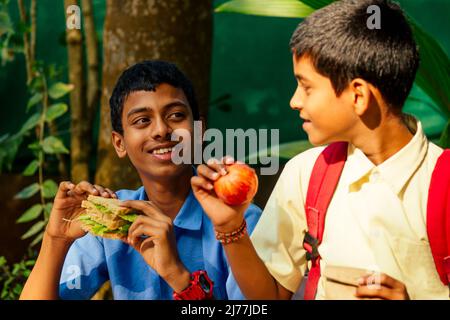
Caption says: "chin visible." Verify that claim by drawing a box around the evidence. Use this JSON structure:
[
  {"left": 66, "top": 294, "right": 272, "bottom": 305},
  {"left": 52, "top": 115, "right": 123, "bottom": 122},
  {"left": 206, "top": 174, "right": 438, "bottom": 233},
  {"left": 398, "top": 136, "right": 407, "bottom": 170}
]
[{"left": 145, "top": 163, "right": 191, "bottom": 180}]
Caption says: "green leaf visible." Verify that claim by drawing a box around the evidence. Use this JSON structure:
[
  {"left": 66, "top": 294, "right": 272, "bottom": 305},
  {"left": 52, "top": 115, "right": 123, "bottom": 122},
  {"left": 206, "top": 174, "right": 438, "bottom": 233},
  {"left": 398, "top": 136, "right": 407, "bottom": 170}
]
[
  {"left": 215, "top": 0, "right": 314, "bottom": 18},
  {"left": 411, "top": 19, "right": 450, "bottom": 116},
  {"left": 42, "top": 179, "right": 58, "bottom": 199},
  {"left": 0, "top": 12, "right": 13, "bottom": 37},
  {"left": 48, "top": 82, "right": 74, "bottom": 99},
  {"left": 0, "top": 133, "right": 23, "bottom": 172},
  {"left": 42, "top": 136, "right": 69, "bottom": 154},
  {"left": 26, "top": 93, "right": 43, "bottom": 111},
  {"left": 19, "top": 113, "right": 41, "bottom": 134},
  {"left": 45, "top": 103, "right": 68, "bottom": 122},
  {"left": 22, "top": 159, "right": 39, "bottom": 176},
  {"left": 14, "top": 183, "right": 40, "bottom": 200},
  {"left": 217, "top": 0, "right": 450, "bottom": 116},
  {"left": 21, "top": 221, "right": 46, "bottom": 240},
  {"left": 29, "top": 231, "right": 44, "bottom": 247},
  {"left": 16, "top": 204, "right": 43, "bottom": 223},
  {"left": 438, "top": 119, "right": 450, "bottom": 149},
  {"left": 247, "top": 139, "right": 313, "bottom": 162}
]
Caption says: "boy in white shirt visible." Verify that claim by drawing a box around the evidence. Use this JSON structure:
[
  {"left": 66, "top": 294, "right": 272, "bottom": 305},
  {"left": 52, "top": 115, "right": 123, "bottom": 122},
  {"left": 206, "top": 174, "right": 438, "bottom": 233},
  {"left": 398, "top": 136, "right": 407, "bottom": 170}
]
[{"left": 190, "top": 0, "right": 449, "bottom": 299}]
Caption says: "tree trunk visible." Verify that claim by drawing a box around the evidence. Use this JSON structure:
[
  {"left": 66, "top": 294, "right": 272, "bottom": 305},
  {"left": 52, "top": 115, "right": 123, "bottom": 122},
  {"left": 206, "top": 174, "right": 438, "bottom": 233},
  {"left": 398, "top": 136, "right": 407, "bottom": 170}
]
[
  {"left": 95, "top": 0, "right": 213, "bottom": 190},
  {"left": 65, "top": 0, "right": 90, "bottom": 182}
]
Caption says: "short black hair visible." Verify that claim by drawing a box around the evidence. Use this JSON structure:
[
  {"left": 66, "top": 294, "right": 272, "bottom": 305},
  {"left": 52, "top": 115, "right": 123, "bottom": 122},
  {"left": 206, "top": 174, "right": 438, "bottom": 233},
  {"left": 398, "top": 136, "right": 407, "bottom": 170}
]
[
  {"left": 290, "top": 0, "right": 419, "bottom": 110},
  {"left": 110, "top": 60, "right": 200, "bottom": 134}
]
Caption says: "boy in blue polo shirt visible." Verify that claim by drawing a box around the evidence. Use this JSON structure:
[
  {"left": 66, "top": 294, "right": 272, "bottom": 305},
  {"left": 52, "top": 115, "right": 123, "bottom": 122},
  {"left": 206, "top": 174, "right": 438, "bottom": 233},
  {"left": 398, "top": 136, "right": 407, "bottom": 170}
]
[{"left": 20, "top": 61, "right": 261, "bottom": 300}]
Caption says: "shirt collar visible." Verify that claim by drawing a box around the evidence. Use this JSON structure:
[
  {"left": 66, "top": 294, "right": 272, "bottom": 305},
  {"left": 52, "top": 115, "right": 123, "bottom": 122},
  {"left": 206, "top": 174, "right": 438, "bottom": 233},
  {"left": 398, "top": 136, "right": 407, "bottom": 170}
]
[
  {"left": 137, "top": 167, "right": 203, "bottom": 231},
  {"left": 347, "top": 115, "right": 428, "bottom": 195}
]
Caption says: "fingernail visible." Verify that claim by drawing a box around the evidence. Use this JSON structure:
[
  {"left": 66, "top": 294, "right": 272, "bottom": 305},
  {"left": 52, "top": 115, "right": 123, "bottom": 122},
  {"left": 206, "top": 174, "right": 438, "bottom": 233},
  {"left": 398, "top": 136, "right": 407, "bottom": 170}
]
[
  {"left": 208, "top": 184, "right": 214, "bottom": 190},
  {"left": 221, "top": 168, "right": 227, "bottom": 175},
  {"left": 212, "top": 173, "right": 219, "bottom": 179}
]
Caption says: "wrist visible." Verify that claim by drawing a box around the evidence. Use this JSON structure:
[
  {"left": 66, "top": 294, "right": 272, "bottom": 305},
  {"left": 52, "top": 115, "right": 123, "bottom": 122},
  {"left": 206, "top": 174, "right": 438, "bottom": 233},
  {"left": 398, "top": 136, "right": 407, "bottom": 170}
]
[
  {"left": 43, "top": 230, "right": 74, "bottom": 248},
  {"left": 213, "top": 216, "right": 245, "bottom": 233},
  {"left": 162, "top": 263, "right": 191, "bottom": 293}
]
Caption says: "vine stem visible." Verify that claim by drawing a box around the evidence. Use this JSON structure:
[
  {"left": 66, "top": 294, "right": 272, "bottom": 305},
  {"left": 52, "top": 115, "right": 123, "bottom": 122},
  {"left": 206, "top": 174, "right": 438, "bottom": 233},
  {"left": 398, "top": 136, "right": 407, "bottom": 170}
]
[{"left": 38, "top": 74, "right": 49, "bottom": 219}]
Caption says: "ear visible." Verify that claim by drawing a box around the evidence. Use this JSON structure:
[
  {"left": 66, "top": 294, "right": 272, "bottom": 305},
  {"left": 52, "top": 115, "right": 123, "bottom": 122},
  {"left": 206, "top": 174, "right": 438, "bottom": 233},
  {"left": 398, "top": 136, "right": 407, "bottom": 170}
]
[
  {"left": 349, "top": 78, "right": 371, "bottom": 116},
  {"left": 111, "top": 131, "right": 127, "bottom": 158}
]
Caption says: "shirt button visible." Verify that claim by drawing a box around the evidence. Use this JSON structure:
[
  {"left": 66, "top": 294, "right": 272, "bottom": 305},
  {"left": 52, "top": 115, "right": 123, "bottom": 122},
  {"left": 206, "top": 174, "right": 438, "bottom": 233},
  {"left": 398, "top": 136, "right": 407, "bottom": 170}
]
[{"left": 370, "top": 170, "right": 380, "bottom": 182}]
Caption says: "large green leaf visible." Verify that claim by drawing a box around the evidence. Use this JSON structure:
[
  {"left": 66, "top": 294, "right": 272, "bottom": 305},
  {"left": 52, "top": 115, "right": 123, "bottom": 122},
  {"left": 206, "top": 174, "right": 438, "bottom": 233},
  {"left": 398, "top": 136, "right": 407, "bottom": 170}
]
[
  {"left": 439, "top": 119, "right": 450, "bottom": 149},
  {"left": 215, "top": 0, "right": 314, "bottom": 18},
  {"left": 247, "top": 139, "right": 313, "bottom": 162},
  {"left": 217, "top": 0, "right": 450, "bottom": 116},
  {"left": 16, "top": 204, "right": 43, "bottom": 223}
]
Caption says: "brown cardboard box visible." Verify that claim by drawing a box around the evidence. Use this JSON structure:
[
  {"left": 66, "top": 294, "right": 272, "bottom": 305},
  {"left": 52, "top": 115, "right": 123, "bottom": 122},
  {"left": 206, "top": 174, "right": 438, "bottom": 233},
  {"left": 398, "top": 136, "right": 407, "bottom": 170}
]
[{"left": 323, "top": 265, "right": 374, "bottom": 300}]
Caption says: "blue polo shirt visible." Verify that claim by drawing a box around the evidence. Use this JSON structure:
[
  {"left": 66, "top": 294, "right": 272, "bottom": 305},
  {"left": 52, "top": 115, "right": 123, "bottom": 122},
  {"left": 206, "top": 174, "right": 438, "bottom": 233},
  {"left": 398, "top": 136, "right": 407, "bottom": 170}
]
[{"left": 59, "top": 186, "right": 261, "bottom": 300}]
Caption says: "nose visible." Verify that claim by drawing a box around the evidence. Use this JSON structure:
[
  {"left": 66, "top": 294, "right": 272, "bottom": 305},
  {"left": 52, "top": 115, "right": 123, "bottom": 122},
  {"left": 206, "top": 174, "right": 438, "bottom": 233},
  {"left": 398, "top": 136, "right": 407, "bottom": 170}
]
[
  {"left": 290, "top": 86, "right": 304, "bottom": 111},
  {"left": 151, "top": 116, "right": 172, "bottom": 141}
]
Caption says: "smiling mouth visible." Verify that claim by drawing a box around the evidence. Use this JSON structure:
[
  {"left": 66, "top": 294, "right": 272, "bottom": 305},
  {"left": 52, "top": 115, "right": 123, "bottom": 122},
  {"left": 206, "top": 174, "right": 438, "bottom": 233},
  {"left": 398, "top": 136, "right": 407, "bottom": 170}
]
[{"left": 149, "top": 147, "right": 173, "bottom": 155}]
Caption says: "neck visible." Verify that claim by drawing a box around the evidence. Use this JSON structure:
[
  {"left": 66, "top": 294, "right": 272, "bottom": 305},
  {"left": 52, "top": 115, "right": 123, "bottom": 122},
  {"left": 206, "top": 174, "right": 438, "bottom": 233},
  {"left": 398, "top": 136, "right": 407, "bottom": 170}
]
[
  {"left": 140, "top": 167, "right": 193, "bottom": 220},
  {"left": 350, "top": 113, "right": 414, "bottom": 166}
]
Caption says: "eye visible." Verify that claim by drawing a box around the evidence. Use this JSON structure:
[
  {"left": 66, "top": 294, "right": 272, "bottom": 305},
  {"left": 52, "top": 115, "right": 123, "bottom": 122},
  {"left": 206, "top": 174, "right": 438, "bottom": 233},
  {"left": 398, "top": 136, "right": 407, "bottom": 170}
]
[
  {"left": 168, "top": 112, "right": 186, "bottom": 120},
  {"left": 133, "top": 117, "right": 150, "bottom": 125}
]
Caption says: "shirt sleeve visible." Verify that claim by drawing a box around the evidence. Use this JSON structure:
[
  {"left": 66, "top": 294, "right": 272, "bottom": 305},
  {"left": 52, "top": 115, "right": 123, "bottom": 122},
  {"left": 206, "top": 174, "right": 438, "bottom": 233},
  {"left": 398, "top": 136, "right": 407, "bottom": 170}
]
[
  {"left": 59, "top": 233, "right": 109, "bottom": 300},
  {"left": 249, "top": 148, "right": 324, "bottom": 293},
  {"left": 225, "top": 204, "right": 262, "bottom": 299}
]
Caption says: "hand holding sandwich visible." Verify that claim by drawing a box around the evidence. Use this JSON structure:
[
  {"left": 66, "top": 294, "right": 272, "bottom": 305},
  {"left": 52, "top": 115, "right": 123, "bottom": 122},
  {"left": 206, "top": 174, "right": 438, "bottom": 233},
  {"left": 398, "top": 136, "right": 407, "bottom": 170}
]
[
  {"left": 121, "top": 200, "right": 191, "bottom": 293},
  {"left": 46, "top": 181, "right": 117, "bottom": 243}
]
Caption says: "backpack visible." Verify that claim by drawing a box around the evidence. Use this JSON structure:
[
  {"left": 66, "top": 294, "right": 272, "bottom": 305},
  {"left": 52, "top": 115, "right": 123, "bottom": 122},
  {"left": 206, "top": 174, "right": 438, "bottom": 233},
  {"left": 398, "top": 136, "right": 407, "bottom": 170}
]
[{"left": 302, "top": 142, "right": 450, "bottom": 299}]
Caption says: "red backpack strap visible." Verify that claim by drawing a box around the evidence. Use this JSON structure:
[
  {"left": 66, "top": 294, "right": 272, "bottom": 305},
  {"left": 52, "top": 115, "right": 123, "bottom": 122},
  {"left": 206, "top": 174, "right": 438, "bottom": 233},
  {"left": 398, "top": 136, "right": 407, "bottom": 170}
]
[
  {"left": 427, "top": 149, "right": 450, "bottom": 293},
  {"left": 303, "top": 142, "right": 348, "bottom": 300}
]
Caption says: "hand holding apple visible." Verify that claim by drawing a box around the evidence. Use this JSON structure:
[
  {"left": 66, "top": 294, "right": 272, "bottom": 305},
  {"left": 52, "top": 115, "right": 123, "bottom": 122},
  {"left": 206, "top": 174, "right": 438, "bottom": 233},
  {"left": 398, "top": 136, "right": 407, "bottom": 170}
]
[{"left": 191, "top": 157, "right": 258, "bottom": 232}]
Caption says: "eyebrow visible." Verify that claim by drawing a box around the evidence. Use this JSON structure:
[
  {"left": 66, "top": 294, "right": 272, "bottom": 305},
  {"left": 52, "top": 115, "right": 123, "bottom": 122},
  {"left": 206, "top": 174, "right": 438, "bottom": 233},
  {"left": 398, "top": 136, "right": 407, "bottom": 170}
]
[
  {"left": 126, "top": 101, "right": 189, "bottom": 119},
  {"left": 295, "top": 73, "right": 312, "bottom": 83}
]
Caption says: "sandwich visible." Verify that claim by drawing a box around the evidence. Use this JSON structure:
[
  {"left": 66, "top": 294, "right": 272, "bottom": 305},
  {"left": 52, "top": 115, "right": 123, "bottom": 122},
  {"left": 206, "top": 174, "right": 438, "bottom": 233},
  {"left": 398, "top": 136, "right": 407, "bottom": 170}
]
[{"left": 77, "top": 195, "right": 140, "bottom": 240}]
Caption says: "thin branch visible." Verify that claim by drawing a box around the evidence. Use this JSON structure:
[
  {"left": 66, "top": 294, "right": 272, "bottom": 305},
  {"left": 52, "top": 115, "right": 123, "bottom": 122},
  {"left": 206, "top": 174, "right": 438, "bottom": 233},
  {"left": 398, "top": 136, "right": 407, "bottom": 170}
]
[
  {"left": 17, "top": 0, "right": 32, "bottom": 82},
  {"left": 30, "top": 0, "right": 37, "bottom": 65},
  {"left": 81, "top": 0, "right": 100, "bottom": 121}
]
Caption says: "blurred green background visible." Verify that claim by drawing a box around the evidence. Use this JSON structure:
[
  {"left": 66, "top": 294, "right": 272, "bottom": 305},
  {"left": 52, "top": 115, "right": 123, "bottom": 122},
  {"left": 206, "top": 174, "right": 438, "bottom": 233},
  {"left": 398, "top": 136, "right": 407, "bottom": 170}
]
[{"left": 0, "top": 0, "right": 449, "bottom": 168}]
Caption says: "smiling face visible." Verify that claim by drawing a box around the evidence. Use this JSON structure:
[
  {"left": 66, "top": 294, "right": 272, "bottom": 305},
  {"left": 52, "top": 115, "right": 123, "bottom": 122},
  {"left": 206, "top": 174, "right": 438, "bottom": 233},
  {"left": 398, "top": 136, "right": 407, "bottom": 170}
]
[
  {"left": 111, "top": 83, "right": 194, "bottom": 180},
  {"left": 290, "top": 55, "right": 359, "bottom": 146}
]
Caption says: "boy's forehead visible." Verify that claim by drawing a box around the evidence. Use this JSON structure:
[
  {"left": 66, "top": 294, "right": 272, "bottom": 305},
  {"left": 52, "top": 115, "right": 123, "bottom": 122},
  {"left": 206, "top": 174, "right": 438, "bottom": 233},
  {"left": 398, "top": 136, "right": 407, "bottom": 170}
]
[
  {"left": 292, "top": 54, "right": 319, "bottom": 80},
  {"left": 123, "top": 84, "right": 189, "bottom": 113}
]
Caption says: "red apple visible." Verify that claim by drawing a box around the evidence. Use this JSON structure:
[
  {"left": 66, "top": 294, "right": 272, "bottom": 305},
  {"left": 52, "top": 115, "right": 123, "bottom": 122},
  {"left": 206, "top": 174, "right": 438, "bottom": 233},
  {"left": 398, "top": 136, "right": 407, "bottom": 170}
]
[{"left": 213, "top": 163, "right": 258, "bottom": 206}]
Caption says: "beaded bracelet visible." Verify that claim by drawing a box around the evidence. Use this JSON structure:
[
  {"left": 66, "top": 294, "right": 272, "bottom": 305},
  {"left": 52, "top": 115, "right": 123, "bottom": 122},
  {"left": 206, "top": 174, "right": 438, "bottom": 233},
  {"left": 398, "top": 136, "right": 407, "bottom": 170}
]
[{"left": 215, "top": 220, "right": 247, "bottom": 244}]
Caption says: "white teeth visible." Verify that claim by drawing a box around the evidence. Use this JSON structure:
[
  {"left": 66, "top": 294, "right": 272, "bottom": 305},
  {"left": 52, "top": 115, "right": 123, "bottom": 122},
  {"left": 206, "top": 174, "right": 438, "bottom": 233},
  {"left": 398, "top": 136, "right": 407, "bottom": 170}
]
[{"left": 152, "top": 147, "right": 172, "bottom": 155}]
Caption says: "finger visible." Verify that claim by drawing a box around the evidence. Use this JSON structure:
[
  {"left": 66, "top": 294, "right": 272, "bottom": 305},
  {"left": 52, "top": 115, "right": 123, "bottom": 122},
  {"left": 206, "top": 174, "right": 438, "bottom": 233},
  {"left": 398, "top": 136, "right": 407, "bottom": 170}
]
[
  {"left": 191, "top": 175, "right": 214, "bottom": 192},
  {"left": 73, "top": 181, "right": 99, "bottom": 196},
  {"left": 355, "top": 284, "right": 395, "bottom": 300},
  {"left": 222, "top": 155, "right": 235, "bottom": 165},
  {"left": 206, "top": 158, "right": 228, "bottom": 176},
  {"left": 358, "top": 273, "right": 397, "bottom": 289},
  {"left": 105, "top": 188, "right": 117, "bottom": 198},
  {"left": 128, "top": 215, "right": 166, "bottom": 237},
  {"left": 55, "top": 181, "right": 75, "bottom": 199},
  {"left": 93, "top": 184, "right": 111, "bottom": 198},
  {"left": 121, "top": 200, "right": 168, "bottom": 222},
  {"left": 198, "top": 164, "right": 223, "bottom": 181},
  {"left": 128, "top": 224, "right": 161, "bottom": 249}
]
